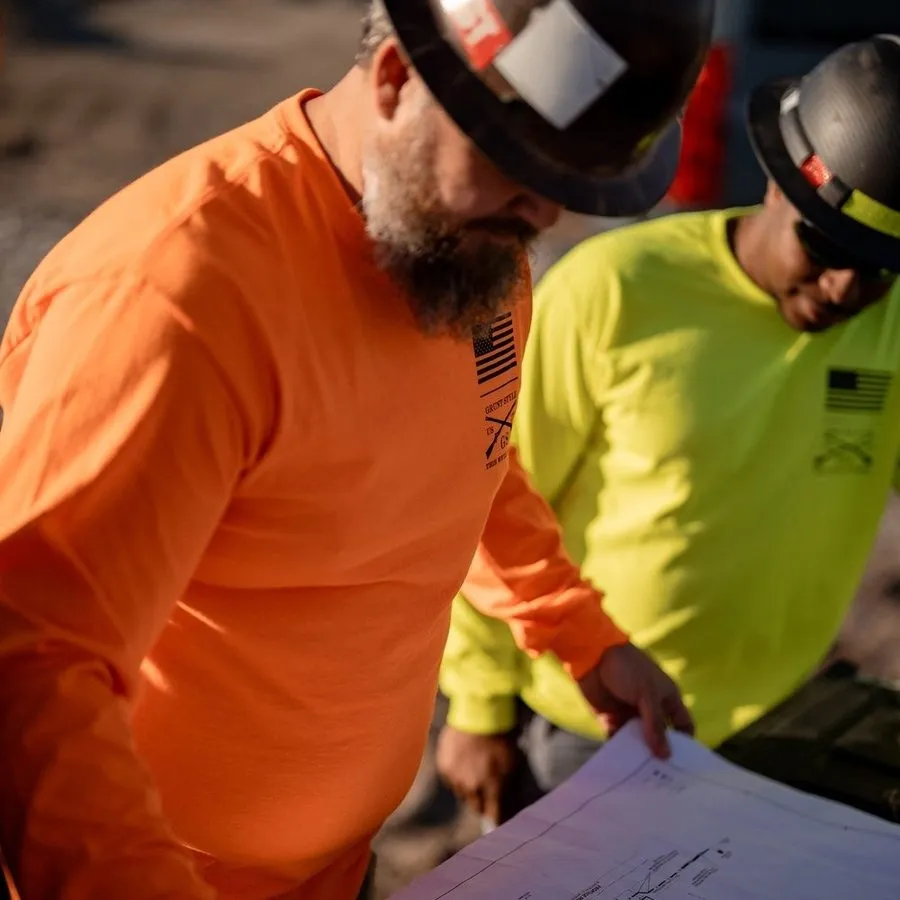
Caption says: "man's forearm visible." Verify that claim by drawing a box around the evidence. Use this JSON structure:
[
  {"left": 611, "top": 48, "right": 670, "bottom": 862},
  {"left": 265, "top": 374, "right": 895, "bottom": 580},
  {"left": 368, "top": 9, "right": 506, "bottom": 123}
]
[
  {"left": 0, "top": 646, "right": 213, "bottom": 900},
  {"left": 461, "top": 448, "right": 628, "bottom": 679}
]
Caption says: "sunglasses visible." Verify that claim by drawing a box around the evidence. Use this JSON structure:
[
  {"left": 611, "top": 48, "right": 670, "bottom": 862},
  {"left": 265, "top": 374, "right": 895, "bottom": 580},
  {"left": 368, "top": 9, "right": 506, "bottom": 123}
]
[{"left": 794, "top": 220, "right": 897, "bottom": 283}]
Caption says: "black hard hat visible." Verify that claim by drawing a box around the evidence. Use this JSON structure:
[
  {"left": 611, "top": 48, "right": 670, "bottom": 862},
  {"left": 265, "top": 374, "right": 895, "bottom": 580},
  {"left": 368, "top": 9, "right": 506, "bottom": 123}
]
[
  {"left": 381, "top": 0, "right": 715, "bottom": 217},
  {"left": 748, "top": 34, "right": 900, "bottom": 273}
]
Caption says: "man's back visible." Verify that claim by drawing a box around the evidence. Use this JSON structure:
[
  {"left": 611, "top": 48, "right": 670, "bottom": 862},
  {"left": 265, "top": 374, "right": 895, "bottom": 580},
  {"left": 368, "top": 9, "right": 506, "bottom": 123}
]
[{"left": 443, "top": 208, "right": 900, "bottom": 748}]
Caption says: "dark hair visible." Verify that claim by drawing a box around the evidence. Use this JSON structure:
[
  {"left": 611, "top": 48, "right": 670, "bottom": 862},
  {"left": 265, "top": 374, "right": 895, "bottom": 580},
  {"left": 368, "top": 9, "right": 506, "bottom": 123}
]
[{"left": 356, "top": 0, "right": 394, "bottom": 66}]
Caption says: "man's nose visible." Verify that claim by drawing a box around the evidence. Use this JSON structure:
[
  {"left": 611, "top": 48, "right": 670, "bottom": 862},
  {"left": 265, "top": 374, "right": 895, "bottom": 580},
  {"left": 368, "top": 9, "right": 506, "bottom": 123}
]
[
  {"left": 820, "top": 269, "right": 860, "bottom": 306},
  {"left": 509, "top": 191, "right": 563, "bottom": 232}
]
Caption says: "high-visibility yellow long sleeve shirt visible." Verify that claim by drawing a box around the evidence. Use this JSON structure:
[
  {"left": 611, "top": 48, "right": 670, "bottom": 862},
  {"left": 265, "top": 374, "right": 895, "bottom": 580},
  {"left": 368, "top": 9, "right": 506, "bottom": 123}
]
[{"left": 442, "top": 208, "right": 900, "bottom": 748}]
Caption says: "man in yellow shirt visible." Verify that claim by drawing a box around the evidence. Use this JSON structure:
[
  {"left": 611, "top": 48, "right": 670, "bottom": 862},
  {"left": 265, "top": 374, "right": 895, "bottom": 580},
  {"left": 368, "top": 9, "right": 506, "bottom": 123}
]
[{"left": 437, "top": 34, "right": 900, "bottom": 826}]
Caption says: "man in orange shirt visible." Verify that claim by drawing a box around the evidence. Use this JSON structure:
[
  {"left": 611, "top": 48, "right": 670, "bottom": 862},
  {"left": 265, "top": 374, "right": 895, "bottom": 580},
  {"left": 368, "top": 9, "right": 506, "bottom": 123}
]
[{"left": 0, "top": 2, "right": 713, "bottom": 898}]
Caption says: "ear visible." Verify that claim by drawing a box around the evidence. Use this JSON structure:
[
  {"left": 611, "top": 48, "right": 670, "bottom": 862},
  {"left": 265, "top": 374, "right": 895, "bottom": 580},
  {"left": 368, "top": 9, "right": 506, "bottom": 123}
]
[
  {"left": 369, "top": 37, "right": 413, "bottom": 123},
  {"left": 764, "top": 179, "right": 783, "bottom": 208}
]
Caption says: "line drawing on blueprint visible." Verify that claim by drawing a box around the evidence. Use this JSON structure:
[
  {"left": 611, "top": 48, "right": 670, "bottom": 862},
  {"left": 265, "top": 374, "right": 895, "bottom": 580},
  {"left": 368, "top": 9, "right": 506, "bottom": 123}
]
[
  {"left": 556, "top": 837, "right": 732, "bottom": 900},
  {"left": 622, "top": 839, "right": 732, "bottom": 899}
]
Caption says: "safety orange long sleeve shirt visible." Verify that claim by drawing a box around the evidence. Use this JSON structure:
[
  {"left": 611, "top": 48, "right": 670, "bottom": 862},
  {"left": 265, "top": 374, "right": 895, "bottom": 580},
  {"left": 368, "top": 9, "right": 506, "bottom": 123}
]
[{"left": 0, "top": 91, "right": 627, "bottom": 900}]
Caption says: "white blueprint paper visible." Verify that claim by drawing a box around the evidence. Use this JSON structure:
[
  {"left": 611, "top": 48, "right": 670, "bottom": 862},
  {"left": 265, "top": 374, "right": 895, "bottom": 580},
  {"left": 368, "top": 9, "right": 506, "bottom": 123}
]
[{"left": 391, "top": 721, "right": 900, "bottom": 899}]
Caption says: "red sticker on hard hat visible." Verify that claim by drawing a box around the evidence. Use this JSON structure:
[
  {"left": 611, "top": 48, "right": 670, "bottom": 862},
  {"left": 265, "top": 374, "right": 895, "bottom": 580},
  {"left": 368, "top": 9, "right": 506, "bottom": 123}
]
[{"left": 443, "top": 0, "right": 513, "bottom": 71}]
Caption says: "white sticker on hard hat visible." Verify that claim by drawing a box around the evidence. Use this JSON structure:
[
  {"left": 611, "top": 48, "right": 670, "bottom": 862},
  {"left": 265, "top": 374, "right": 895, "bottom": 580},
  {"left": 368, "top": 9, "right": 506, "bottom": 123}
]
[{"left": 492, "top": 0, "right": 628, "bottom": 130}]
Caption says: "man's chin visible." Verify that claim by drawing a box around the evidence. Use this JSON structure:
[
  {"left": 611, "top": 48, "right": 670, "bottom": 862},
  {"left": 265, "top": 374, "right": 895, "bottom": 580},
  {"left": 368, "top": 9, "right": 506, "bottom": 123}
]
[
  {"left": 410, "top": 270, "right": 525, "bottom": 340},
  {"left": 367, "top": 229, "right": 529, "bottom": 339},
  {"left": 465, "top": 229, "right": 526, "bottom": 247},
  {"left": 407, "top": 286, "right": 520, "bottom": 341},
  {"left": 460, "top": 229, "right": 537, "bottom": 264},
  {"left": 794, "top": 295, "right": 854, "bottom": 332}
]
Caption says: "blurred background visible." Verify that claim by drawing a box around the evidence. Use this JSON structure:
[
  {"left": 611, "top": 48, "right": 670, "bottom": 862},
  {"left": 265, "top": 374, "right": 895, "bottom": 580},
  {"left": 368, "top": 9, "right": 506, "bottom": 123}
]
[{"left": 1, "top": 2, "right": 900, "bottom": 896}]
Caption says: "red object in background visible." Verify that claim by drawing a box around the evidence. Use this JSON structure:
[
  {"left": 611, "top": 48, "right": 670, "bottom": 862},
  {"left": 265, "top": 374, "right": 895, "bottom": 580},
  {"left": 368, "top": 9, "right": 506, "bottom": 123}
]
[{"left": 666, "top": 44, "right": 733, "bottom": 208}]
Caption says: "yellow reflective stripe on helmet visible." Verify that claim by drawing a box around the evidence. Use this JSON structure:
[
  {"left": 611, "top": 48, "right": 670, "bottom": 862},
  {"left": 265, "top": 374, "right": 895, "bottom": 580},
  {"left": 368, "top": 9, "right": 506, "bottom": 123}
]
[{"left": 842, "top": 189, "right": 900, "bottom": 239}]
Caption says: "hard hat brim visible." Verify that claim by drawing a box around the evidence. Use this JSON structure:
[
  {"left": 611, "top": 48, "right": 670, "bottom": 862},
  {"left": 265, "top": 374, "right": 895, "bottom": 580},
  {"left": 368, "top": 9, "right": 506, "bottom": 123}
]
[
  {"left": 747, "top": 78, "right": 900, "bottom": 272},
  {"left": 519, "top": 121, "right": 682, "bottom": 218},
  {"left": 385, "top": 0, "right": 682, "bottom": 218}
]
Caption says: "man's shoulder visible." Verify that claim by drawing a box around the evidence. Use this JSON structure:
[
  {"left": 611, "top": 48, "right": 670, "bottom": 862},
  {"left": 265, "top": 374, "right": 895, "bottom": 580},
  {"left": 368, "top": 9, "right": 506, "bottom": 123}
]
[
  {"left": 535, "top": 209, "right": 727, "bottom": 328},
  {"left": 7, "top": 112, "right": 304, "bottom": 393},
  {"left": 27, "top": 94, "right": 334, "bottom": 294},
  {"left": 29, "top": 122, "right": 267, "bottom": 280},
  {"left": 18, "top": 97, "right": 343, "bottom": 334},
  {"left": 581, "top": 208, "right": 721, "bottom": 265}
]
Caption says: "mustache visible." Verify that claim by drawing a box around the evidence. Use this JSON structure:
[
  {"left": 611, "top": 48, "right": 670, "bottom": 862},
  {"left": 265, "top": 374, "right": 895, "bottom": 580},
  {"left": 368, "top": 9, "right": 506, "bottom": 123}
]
[{"left": 462, "top": 217, "right": 540, "bottom": 244}]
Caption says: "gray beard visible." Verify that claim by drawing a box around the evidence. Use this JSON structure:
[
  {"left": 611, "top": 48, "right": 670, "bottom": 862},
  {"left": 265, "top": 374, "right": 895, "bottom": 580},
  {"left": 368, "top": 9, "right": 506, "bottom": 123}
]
[
  {"left": 360, "top": 130, "right": 535, "bottom": 339},
  {"left": 368, "top": 232, "right": 530, "bottom": 339}
]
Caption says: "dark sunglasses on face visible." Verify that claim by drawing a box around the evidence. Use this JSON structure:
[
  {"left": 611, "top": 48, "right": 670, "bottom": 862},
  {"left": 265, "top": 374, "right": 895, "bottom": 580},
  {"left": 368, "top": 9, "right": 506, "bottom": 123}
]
[{"left": 794, "top": 220, "right": 897, "bottom": 284}]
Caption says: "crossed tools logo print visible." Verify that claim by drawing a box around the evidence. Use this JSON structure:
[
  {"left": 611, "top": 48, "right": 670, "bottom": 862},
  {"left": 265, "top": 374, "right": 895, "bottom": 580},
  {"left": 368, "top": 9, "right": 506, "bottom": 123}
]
[
  {"left": 485, "top": 398, "right": 517, "bottom": 462},
  {"left": 814, "top": 427, "right": 874, "bottom": 475}
]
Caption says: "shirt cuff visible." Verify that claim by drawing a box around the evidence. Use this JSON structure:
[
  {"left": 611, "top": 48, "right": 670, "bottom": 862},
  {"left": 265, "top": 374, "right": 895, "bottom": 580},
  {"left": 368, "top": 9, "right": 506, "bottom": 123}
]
[
  {"left": 550, "top": 598, "right": 630, "bottom": 681},
  {"left": 445, "top": 693, "right": 519, "bottom": 735}
]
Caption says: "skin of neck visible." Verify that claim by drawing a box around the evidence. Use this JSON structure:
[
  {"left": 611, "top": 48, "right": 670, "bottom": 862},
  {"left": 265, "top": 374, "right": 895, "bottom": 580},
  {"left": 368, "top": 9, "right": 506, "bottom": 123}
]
[
  {"left": 730, "top": 210, "right": 775, "bottom": 297},
  {"left": 304, "top": 68, "right": 371, "bottom": 205}
]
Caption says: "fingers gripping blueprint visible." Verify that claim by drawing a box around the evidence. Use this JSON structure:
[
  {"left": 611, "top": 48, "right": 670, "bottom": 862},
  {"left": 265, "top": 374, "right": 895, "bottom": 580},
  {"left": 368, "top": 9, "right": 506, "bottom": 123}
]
[{"left": 392, "top": 722, "right": 900, "bottom": 900}]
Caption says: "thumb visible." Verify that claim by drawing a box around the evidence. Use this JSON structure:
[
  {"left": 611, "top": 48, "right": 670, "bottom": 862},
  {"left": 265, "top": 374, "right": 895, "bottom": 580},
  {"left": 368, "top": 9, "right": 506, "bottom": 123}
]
[
  {"left": 638, "top": 692, "right": 670, "bottom": 759},
  {"left": 482, "top": 778, "right": 503, "bottom": 827}
]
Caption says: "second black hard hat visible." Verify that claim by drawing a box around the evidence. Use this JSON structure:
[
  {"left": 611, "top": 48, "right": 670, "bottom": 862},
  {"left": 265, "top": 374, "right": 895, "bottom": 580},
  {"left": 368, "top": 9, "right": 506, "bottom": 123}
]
[{"left": 748, "top": 34, "right": 900, "bottom": 272}]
